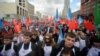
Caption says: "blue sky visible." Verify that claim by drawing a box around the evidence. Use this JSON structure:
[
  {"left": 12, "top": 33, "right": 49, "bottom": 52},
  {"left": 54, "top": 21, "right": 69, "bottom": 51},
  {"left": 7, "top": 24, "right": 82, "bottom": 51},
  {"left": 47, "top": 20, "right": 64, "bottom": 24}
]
[{"left": 70, "top": 0, "right": 80, "bottom": 12}]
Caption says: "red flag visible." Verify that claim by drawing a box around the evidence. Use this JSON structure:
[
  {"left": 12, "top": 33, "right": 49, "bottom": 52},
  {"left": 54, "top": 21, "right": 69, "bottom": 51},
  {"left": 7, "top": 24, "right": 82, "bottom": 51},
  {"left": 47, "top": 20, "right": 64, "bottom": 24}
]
[
  {"left": 60, "top": 19, "right": 66, "bottom": 24},
  {"left": 14, "top": 23, "right": 21, "bottom": 33},
  {"left": 68, "top": 18, "right": 78, "bottom": 30},
  {"left": 66, "top": 19, "right": 70, "bottom": 25},
  {"left": 13, "top": 19, "right": 18, "bottom": 26},
  {"left": 4, "top": 21, "right": 10, "bottom": 27},
  {"left": 25, "top": 17, "right": 32, "bottom": 26},
  {"left": 83, "top": 20, "right": 95, "bottom": 31}
]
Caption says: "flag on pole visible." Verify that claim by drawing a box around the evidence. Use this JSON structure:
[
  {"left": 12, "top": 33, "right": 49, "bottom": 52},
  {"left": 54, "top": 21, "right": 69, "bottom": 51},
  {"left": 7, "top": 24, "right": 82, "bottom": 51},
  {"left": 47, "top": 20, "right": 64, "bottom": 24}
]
[
  {"left": 67, "top": 8, "right": 73, "bottom": 20},
  {"left": 68, "top": 17, "right": 78, "bottom": 30},
  {"left": 54, "top": 9, "right": 59, "bottom": 23},
  {"left": 57, "top": 25, "right": 64, "bottom": 44},
  {"left": 78, "top": 16, "right": 83, "bottom": 25},
  {"left": 0, "top": 19, "right": 3, "bottom": 29},
  {"left": 83, "top": 20, "right": 95, "bottom": 31}
]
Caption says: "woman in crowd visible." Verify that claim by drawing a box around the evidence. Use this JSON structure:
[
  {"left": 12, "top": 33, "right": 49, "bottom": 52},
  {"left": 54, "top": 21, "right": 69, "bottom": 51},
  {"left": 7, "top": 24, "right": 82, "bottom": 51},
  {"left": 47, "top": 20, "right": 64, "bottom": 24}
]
[{"left": 42, "top": 34, "right": 55, "bottom": 56}]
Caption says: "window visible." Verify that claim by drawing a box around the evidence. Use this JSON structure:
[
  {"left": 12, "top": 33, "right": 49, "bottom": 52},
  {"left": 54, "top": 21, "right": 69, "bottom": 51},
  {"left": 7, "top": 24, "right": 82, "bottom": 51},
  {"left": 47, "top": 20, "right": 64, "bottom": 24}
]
[
  {"left": 19, "top": 0, "right": 22, "bottom": 5},
  {"left": 17, "top": 6, "right": 19, "bottom": 15},
  {"left": 23, "top": 0, "right": 25, "bottom": 2},
  {"left": 20, "top": 8, "right": 22, "bottom": 15},
  {"left": 19, "top": 2, "right": 22, "bottom": 5},
  {"left": 19, "top": 0, "right": 21, "bottom": 2},
  {"left": 23, "top": 9, "right": 24, "bottom": 16},
  {"left": 23, "top": 3, "right": 25, "bottom": 7}
]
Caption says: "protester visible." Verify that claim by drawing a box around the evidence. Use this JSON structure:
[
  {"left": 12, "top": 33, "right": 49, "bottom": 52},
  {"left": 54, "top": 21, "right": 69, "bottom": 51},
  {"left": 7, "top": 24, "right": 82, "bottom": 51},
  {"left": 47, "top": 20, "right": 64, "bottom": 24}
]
[
  {"left": 18, "top": 31, "right": 38, "bottom": 56},
  {"left": 1, "top": 25, "right": 14, "bottom": 36},
  {"left": 74, "top": 31, "right": 90, "bottom": 56},
  {"left": 0, "top": 34, "right": 17, "bottom": 56},
  {"left": 42, "top": 34, "right": 54, "bottom": 56},
  {"left": 39, "top": 31, "right": 44, "bottom": 42},
  {"left": 87, "top": 37, "right": 100, "bottom": 56},
  {"left": 52, "top": 27, "right": 59, "bottom": 44},
  {"left": 51, "top": 32, "right": 80, "bottom": 56},
  {"left": 13, "top": 33, "right": 23, "bottom": 45}
]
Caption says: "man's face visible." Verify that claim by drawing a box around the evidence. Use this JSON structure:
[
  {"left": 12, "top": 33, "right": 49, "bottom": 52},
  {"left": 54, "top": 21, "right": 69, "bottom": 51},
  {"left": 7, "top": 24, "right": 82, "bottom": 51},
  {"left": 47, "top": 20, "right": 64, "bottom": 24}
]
[
  {"left": 4, "top": 39, "right": 12, "bottom": 45},
  {"left": 64, "top": 36, "right": 75, "bottom": 48},
  {"left": 23, "top": 35, "right": 30, "bottom": 44}
]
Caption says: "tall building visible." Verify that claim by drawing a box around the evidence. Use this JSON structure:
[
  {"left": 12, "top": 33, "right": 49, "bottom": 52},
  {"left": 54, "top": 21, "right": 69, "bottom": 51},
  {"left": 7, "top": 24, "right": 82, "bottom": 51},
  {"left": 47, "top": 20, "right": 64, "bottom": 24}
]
[
  {"left": 62, "top": 0, "right": 70, "bottom": 18},
  {"left": 26, "top": 1, "right": 35, "bottom": 18},
  {"left": 81, "top": 0, "right": 100, "bottom": 24},
  {"left": 81, "top": 0, "right": 100, "bottom": 15},
  {"left": 0, "top": 0, "right": 35, "bottom": 19}
]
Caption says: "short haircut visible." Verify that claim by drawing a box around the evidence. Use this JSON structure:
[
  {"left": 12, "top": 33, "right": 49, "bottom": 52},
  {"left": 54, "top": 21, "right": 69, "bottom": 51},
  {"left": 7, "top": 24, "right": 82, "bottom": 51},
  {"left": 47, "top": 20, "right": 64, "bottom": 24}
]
[
  {"left": 64, "top": 32, "right": 76, "bottom": 39},
  {"left": 23, "top": 31, "right": 33, "bottom": 38},
  {"left": 32, "top": 31, "right": 38, "bottom": 36}
]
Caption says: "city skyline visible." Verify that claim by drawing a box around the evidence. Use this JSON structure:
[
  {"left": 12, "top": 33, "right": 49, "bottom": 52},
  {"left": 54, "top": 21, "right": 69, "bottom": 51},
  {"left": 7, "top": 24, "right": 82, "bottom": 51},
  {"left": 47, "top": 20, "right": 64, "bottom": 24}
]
[{"left": 0, "top": 0, "right": 80, "bottom": 16}]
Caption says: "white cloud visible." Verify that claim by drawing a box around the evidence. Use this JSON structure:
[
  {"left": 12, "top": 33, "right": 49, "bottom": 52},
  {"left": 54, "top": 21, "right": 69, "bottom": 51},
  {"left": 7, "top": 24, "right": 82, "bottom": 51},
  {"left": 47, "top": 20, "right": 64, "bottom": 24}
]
[
  {"left": 28, "top": 0, "right": 64, "bottom": 16},
  {"left": 70, "top": 0, "right": 73, "bottom": 3},
  {"left": 77, "top": 2, "right": 81, "bottom": 6},
  {"left": 29, "top": 0, "right": 80, "bottom": 16},
  {"left": 70, "top": 0, "right": 81, "bottom": 12}
]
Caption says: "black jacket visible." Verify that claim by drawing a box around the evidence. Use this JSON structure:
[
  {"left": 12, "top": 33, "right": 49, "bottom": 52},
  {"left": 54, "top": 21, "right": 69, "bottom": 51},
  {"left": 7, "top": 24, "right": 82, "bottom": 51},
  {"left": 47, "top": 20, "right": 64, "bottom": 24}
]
[
  {"left": 50, "top": 41, "right": 80, "bottom": 56},
  {"left": 17, "top": 42, "right": 39, "bottom": 56}
]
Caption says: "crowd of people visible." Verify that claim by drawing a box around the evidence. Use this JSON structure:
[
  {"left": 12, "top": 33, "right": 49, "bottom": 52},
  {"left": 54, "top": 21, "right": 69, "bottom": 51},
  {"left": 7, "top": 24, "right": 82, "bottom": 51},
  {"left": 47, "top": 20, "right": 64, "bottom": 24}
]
[{"left": 0, "top": 17, "right": 100, "bottom": 56}]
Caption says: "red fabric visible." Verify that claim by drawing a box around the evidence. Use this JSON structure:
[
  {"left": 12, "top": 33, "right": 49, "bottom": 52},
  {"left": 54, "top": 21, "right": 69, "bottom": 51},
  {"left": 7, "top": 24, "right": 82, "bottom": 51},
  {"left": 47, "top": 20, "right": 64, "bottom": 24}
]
[
  {"left": 13, "top": 19, "right": 17, "bottom": 26},
  {"left": 2, "top": 28, "right": 14, "bottom": 36},
  {"left": 66, "top": 19, "right": 70, "bottom": 25},
  {"left": 4, "top": 21, "right": 10, "bottom": 27},
  {"left": 14, "top": 23, "right": 21, "bottom": 33},
  {"left": 25, "top": 18, "right": 32, "bottom": 26},
  {"left": 68, "top": 19, "right": 78, "bottom": 30},
  {"left": 83, "top": 20, "right": 95, "bottom": 31},
  {"left": 60, "top": 19, "right": 66, "bottom": 24}
]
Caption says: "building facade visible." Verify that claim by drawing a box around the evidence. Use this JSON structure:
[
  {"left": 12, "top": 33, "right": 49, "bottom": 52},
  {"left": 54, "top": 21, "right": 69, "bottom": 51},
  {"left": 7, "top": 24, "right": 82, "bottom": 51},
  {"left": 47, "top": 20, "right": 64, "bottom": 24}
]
[
  {"left": 0, "top": 3, "right": 17, "bottom": 18},
  {"left": 80, "top": 0, "right": 100, "bottom": 24},
  {"left": 81, "top": 0, "right": 100, "bottom": 15},
  {"left": 0, "top": 0, "right": 35, "bottom": 19},
  {"left": 26, "top": 1, "right": 35, "bottom": 18},
  {"left": 72, "top": 10, "right": 80, "bottom": 16}
]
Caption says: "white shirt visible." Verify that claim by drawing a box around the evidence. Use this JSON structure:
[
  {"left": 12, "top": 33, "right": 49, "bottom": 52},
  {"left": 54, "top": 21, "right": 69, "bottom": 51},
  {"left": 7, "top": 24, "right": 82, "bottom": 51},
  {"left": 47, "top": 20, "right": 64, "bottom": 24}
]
[
  {"left": 1, "top": 42, "right": 16, "bottom": 56},
  {"left": 39, "top": 35, "right": 44, "bottom": 42},
  {"left": 19, "top": 42, "right": 32, "bottom": 56},
  {"left": 44, "top": 45, "right": 52, "bottom": 56},
  {"left": 87, "top": 47, "right": 100, "bottom": 56}
]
